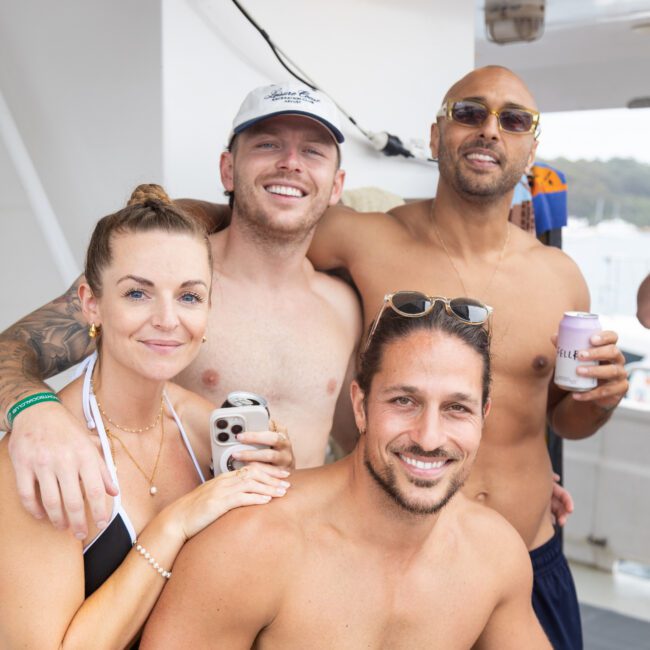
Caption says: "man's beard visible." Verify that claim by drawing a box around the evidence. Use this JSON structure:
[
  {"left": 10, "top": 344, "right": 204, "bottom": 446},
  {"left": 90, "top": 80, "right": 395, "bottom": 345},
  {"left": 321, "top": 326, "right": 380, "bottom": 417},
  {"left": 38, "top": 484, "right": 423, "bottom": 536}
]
[
  {"left": 363, "top": 444, "right": 467, "bottom": 516},
  {"left": 231, "top": 172, "right": 331, "bottom": 247},
  {"left": 438, "top": 138, "right": 525, "bottom": 202}
]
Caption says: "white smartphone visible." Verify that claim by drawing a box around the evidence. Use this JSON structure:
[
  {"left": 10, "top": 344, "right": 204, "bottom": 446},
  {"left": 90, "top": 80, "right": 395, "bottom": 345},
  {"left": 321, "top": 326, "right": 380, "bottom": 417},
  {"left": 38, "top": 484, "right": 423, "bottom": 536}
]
[{"left": 210, "top": 404, "right": 269, "bottom": 475}]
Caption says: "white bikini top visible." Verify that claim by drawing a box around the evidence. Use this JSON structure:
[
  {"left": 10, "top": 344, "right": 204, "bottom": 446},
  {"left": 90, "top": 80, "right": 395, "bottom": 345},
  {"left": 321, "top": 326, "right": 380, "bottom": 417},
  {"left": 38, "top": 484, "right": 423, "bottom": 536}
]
[{"left": 79, "top": 352, "right": 205, "bottom": 553}]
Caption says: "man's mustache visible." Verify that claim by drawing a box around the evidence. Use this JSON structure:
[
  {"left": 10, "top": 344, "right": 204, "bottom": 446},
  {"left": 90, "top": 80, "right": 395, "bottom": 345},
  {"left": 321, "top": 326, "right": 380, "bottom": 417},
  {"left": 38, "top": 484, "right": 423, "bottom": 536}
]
[{"left": 396, "top": 444, "right": 460, "bottom": 461}]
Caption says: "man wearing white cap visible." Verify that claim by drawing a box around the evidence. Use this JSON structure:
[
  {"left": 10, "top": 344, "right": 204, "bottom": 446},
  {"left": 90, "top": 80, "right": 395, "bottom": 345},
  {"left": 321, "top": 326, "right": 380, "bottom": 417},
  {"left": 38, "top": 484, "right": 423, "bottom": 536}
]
[
  {"left": 0, "top": 83, "right": 361, "bottom": 538},
  {"left": 231, "top": 84, "right": 345, "bottom": 142}
]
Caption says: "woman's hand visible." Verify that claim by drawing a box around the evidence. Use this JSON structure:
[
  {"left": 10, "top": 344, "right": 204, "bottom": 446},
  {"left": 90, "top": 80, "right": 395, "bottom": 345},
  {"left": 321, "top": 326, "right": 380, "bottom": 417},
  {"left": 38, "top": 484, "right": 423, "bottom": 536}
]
[
  {"left": 166, "top": 463, "right": 290, "bottom": 543},
  {"left": 232, "top": 420, "right": 295, "bottom": 471},
  {"left": 550, "top": 473, "right": 574, "bottom": 527}
]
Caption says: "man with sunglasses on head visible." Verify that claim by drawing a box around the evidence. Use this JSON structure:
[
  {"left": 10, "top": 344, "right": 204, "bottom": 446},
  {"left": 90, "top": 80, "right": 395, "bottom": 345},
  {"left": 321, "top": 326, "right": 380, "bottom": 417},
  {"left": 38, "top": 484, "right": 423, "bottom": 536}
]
[
  {"left": 0, "top": 83, "right": 360, "bottom": 533},
  {"left": 142, "top": 298, "right": 551, "bottom": 649},
  {"left": 308, "top": 66, "right": 629, "bottom": 648}
]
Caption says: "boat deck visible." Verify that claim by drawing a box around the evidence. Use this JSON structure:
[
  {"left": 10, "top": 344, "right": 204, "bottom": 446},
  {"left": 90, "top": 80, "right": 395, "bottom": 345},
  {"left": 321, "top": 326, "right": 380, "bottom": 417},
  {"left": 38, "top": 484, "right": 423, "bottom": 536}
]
[{"left": 573, "top": 561, "right": 650, "bottom": 649}]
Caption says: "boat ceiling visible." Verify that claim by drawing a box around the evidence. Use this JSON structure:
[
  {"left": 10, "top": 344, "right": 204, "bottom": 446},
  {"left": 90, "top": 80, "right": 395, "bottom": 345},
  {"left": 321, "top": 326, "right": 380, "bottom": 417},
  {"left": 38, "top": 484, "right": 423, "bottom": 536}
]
[{"left": 475, "top": 0, "right": 650, "bottom": 112}]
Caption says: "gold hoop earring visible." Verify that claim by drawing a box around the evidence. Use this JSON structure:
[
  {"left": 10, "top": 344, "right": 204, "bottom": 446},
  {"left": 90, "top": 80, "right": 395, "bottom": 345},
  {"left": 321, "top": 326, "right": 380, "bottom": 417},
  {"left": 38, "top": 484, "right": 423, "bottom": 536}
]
[
  {"left": 201, "top": 336, "right": 207, "bottom": 343},
  {"left": 89, "top": 323, "right": 99, "bottom": 338}
]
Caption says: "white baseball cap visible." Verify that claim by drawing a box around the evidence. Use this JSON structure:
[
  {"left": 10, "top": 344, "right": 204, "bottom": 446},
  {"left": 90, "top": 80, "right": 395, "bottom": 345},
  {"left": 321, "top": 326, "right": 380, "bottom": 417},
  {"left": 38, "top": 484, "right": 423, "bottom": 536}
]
[{"left": 231, "top": 82, "right": 345, "bottom": 144}]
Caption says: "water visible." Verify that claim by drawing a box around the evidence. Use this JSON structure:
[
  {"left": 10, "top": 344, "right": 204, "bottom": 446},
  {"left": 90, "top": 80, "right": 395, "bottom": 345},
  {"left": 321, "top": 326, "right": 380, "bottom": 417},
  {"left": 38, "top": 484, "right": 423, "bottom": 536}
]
[{"left": 563, "top": 219, "right": 650, "bottom": 318}]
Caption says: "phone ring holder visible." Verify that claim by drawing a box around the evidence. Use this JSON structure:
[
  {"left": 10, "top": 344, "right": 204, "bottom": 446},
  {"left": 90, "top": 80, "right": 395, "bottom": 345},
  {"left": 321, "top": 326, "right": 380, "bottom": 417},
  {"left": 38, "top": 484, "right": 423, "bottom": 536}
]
[{"left": 218, "top": 443, "right": 259, "bottom": 473}]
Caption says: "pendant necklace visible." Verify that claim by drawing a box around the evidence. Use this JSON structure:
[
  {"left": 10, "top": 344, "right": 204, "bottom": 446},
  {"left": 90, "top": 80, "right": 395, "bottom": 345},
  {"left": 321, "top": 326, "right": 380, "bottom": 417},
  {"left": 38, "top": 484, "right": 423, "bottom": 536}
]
[{"left": 92, "top": 379, "right": 165, "bottom": 496}]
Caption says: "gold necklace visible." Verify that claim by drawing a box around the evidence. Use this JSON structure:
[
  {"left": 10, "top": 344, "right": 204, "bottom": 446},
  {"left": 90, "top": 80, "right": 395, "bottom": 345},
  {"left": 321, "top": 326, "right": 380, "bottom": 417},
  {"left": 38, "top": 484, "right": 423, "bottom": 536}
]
[
  {"left": 432, "top": 217, "right": 510, "bottom": 300},
  {"left": 105, "top": 415, "right": 165, "bottom": 496},
  {"left": 92, "top": 380, "right": 163, "bottom": 433},
  {"left": 91, "top": 378, "right": 165, "bottom": 496}
]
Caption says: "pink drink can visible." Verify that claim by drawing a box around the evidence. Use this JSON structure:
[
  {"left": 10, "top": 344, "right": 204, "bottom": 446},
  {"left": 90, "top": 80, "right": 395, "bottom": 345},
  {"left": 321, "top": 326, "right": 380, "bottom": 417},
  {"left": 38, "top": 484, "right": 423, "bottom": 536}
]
[{"left": 554, "top": 311, "right": 601, "bottom": 392}]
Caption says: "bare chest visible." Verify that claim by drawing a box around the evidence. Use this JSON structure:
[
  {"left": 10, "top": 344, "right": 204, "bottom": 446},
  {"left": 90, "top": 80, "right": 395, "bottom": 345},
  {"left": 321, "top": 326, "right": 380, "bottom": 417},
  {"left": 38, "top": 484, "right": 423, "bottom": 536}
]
[
  {"left": 185, "top": 293, "right": 348, "bottom": 395},
  {"left": 175, "top": 284, "right": 354, "bottom": 447},
  {"left": 354, "top": 249, "right": 574, "bottom": 386},
  {"left": 261, "top": 550, "right": 495, "bottom": 649}
]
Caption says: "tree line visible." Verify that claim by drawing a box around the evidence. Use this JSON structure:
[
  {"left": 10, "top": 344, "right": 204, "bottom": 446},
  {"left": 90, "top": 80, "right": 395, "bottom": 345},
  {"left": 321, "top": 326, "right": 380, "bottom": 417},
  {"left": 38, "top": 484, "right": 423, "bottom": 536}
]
[{"left": 540, "top": 157, "right": 650, "bottom": 227}]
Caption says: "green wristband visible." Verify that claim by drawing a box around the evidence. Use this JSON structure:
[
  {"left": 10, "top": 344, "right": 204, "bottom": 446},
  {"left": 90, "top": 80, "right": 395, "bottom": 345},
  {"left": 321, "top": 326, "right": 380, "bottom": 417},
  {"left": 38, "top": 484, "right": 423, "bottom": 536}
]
[{"left": 7, "top": 392, "right": 61, "bottom": 427}]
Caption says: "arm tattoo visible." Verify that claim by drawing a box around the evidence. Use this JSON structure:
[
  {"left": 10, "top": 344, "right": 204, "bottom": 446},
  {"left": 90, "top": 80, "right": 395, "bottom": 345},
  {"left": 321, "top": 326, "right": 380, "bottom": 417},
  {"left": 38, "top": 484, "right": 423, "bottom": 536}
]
[{"left": 0, "top": 275, "right": 95, "bottom": 428}]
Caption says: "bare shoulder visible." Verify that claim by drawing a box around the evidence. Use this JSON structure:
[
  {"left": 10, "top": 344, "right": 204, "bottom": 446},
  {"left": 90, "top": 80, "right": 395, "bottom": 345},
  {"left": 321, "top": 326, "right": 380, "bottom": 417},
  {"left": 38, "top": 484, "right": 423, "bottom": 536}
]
[
  {"left": 176, "top": 478, "right": 309, "bottom": 591},
  {"left": 215, "top": 464, "right": 330, "bottom": 531},
  {"left": 0, "top": 437, "right": 60, "bottom": 544},
  {"left": 310, "top": 204, "right": 411, "bottom": 271},
  {"left": 388, "top": 198, "right": 433, "bottom": 234},
  {"left": 310, "top": 267, "right": 362, "bottom": 333},
  {"left": 198, "top": 464, "right": 335, "bottom": 550},
  {"left": 208, "top": 484, "right": 305, "bottom": 541},
  {"left": 323, "top": 203, "right": 409, "bottom": 235},
  {"left": 0, "top": 437, "right": 84, "bottom": 643},
  {"left": 164, "top": 381, "right": 214, "bottom": 419},
  {"left": 513, "top": 228, "right": 581, "bottom": 275},
  {"left": 455, "top": 495, "right": 531, "bottom": 575},
  {"left": 510, "top": 228, "right": 589, "bottom": 305},
  {"left": 142, "top": 481, "right": 311, "bottom": 647}
]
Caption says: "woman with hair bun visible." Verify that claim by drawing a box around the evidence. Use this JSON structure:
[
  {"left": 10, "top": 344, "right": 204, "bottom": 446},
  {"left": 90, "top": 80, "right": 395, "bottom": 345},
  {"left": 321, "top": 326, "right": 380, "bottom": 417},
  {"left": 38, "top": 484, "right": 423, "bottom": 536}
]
[{"left": 0, "top": 184, "right": 293, "bottom": 648}]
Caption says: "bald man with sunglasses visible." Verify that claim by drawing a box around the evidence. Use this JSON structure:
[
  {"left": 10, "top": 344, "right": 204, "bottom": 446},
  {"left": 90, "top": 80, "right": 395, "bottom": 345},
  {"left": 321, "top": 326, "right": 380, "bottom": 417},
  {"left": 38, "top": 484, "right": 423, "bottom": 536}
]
[{"left": 308, "top": 66, "right": 628, "bottom": 648}]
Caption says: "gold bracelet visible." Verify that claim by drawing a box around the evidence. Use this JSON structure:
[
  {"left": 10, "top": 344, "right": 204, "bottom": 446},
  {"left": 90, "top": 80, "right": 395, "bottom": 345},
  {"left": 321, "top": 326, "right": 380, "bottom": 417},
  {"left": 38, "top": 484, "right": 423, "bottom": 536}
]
[{"left": 134, "top": 541, "right": 172, "bottom": 579}]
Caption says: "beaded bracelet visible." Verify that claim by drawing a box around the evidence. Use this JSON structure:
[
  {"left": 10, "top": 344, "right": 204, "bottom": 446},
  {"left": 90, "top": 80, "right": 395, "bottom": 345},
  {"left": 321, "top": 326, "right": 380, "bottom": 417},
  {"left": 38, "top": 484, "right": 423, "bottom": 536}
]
[
  {"left": 7, "top": 392, "right": 61, "bottom": 427},
  {"left": 134, "top": 542, "right": 172, "bottom": 579}
]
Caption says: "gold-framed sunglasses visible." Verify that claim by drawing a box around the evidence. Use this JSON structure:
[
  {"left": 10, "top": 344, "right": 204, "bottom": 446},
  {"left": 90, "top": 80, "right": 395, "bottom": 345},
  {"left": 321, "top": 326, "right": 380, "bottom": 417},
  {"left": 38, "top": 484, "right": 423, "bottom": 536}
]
[
  {"left": 437, "top": 98, "right": 540, "bottom": 137},
  {"left": 363, "top": 291, "right": 493, "bottom": 352}
]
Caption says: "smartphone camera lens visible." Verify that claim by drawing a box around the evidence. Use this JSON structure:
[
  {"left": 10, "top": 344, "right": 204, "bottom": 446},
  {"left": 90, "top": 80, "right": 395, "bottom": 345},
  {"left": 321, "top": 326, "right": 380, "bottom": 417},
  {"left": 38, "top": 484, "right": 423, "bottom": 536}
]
[
  {"left": 217, "top": 432, "right": 230, "bottom": 443},
  {"left": 216, "top": 419, "right": 228, "bottom": 429},
  {"left": 231, "top": 424, "right": 243, "bottom": 435}
]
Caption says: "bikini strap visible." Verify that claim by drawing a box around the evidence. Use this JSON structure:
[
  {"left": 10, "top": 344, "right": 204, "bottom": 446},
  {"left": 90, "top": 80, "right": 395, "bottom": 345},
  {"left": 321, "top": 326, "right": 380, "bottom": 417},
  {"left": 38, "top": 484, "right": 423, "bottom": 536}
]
[
  {"left": 164, "top": 392, "right": 206, "bottom": 483},
  {"left": 81, "top": 352, "right": 120, "bottom": 493},
  {"left": 80, "top": 352, "right": 98, "bottom": 430}
]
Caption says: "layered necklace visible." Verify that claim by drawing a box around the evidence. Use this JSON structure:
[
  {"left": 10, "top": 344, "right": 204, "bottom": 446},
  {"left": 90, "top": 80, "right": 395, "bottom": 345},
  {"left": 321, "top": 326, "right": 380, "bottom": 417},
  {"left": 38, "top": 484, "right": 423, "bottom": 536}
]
[
  {"left": 431, "top": 210, "right": 510, "bottom": 300},
  {"left": 92, "top": 379, "right": 165, "bottom": 496}
]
